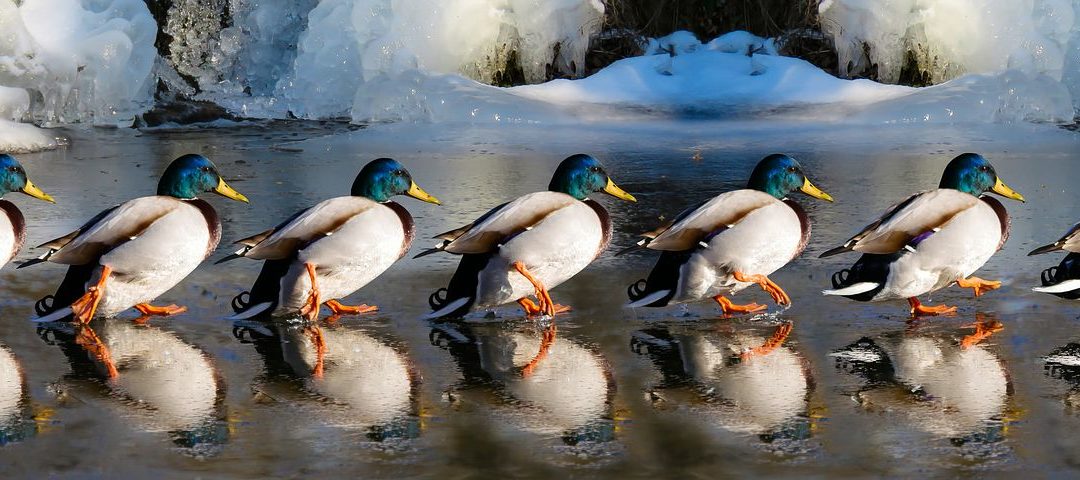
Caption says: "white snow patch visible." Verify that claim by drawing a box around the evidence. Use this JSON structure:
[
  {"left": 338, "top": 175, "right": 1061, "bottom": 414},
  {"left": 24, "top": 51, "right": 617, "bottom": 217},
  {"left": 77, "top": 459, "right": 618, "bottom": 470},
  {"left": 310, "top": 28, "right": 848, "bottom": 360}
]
[{"left": 0, "top": 120, "right": 62, "bottom": 153}]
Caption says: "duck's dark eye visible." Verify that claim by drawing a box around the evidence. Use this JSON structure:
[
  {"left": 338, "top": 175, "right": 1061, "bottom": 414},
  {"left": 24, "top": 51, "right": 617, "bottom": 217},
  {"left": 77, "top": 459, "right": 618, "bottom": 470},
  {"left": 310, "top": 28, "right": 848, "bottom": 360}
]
[
  {"left": 7, "top": 166, "right": 16, "bottom": 173},
  {"left": 980, "top": 165, "right": 990, "bottom": 172},
  {"left": 589, "top": 166, "right": 601, "bottom": 173},
  {"left": 788, "top": 166, "right": 797, "bottom": 173}
]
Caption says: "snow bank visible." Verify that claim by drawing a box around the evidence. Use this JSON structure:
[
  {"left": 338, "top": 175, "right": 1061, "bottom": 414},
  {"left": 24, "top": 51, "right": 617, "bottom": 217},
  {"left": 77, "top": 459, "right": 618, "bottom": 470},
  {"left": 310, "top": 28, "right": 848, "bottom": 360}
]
[
  {"left": 507, "top": 31, "right": 1073, "bottom": 124},
  {"left": 820, "top": 0, "right": 1080, "bottom": 112},
  {"left": 0, "top": 0, "right": 157, "bottom": 126},
  {"left": 0, "top": 120, "right": 62, "bottom": 153}
]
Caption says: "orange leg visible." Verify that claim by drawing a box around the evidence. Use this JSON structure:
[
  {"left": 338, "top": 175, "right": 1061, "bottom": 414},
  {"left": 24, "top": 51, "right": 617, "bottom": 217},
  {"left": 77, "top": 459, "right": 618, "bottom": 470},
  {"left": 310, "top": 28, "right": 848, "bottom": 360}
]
[
  {"left": 512, "top": 261, "right": 567, "bottom": 317},
  {"left": 303, "top": 324, "right": 327, "bottom": 378},
  {"left": 732, "top": 271, "right": 791, "bottom": 306},
  {"left": 740, "top": 322, "right": 793, "bottom": 360},
  {"left": 299, "top": 263, "right": 321, "bottom": 322},
  {"left": 960, "top": 319, "right": 1004, "bottom": 350},
  {"left": 69, "top": 265, "right": 112, "bottom": 324},
  {"left": 521, "top": 324, "right": 557, "bottom": 378},
  {"left": 713, "top": 295, "right": 766, "bottom": 314},
  {"left": 955, "top": 276, "right": 1002, "bottom": 298},
  {"left": 908, "top": 297, "right": 957, "bottom": 316},
  {"left": 75, "top": 325, "right": 118, "bottom": 379},
  {"left": 326, "top": 299, "right": 378, "bottom": 316}
]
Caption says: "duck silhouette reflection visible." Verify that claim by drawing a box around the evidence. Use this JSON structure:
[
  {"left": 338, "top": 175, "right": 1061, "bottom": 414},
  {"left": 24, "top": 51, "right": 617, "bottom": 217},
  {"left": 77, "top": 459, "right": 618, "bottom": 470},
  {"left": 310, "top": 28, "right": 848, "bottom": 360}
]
[
  {"left": 831, "top": 314, "right": 1012, "bottom": 448},
  {"left": 36, "top": 319, "right": 227, "bottom": 451},
  {"left": 0, "top": 345, "right": 38, "bottom": 445},
  {"left": 429, "top": 321, "right": 615, "bottom": 445},
  {"left": 631, "top": 320, "right": 815, "bottom": 444},
  {"left": 1043, "top": 341, "right": 1080, "bottom": 410},
  {"left": 233, "top": 319, "right": 419, "bottom": 441}
]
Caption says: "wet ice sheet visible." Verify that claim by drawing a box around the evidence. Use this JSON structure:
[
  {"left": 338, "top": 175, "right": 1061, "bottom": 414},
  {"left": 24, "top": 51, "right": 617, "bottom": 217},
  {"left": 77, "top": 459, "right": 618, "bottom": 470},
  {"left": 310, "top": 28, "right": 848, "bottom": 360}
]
[{"left": 0, "top": 120, "right": 1076, "bottom": 476}]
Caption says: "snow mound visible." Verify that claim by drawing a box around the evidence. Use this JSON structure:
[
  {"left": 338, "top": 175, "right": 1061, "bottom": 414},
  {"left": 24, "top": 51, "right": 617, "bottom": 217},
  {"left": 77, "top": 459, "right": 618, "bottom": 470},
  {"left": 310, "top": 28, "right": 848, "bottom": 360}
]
[
  {"left": 0, "top": 120, "right": 63, "bottom": 153},
  {"left": 0, "top": 0, "right": 157, "bottom": 126}
]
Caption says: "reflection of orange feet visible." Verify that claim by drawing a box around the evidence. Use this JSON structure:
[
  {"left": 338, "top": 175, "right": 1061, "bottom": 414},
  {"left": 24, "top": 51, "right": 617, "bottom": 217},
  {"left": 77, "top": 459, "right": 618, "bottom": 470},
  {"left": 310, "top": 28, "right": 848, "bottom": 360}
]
[
  {"left": 70, "top": 265, "right": 112, "bottom": 324},
  {"left": 513, "top": 261, "right": 556, "bottom": 317},
  {"left": 713, "top": 295, "right": 767, "bottom": 314},
  {"left": 956, "top": 276, "right": 1002, "bottom": 298},
  {"left": 521, "top": 324, "right": 557, "bottom": 378},
  {"left": 303, "top": 324, "right": 326, "bottom": 378},
  {"left": 299, "top": 263, "right": 321, "bottom": 321},
  {"left": 741, "top": 322, "right": 793, "bottom": 360},
  {"left": 326, "top": 299, "right": 377, "bottom": 316},
  {"left": 908, "top": 297, "right": 957, "bottom": 316},
  {"left": 732, "top": 271, "right": 791, "bottom": 306},
  {"left": 75, "top": 325, "right": 118, "bottom": 379},
  {"left": 960, "top": 320, "right": 1004, "bottom": 349}
]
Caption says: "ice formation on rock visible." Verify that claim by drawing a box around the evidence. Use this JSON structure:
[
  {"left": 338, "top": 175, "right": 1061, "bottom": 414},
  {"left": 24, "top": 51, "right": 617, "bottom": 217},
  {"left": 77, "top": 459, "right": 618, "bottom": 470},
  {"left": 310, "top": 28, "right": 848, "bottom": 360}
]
[
  {"left": 0, "top": 0, "right": 157, "bottom": 125},
  {"left": 819, "top": 0, "right": 1080, "bottom": 113}
]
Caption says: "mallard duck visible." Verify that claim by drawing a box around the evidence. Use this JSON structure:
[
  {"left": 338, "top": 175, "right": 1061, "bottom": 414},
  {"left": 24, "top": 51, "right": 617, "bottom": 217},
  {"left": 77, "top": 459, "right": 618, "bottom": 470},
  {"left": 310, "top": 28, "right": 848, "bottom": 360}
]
[
  {"left": 422, "top": 154, "right": 636, "bottom": 319},
  {"left": 1029, "top": 223, "right": 1080, "bottom": 298},
  {"left": 0, "top": 154, "right": 54, "bottom": 265},
  {"left": 222, "top": 158, "right": 440, "bottom": 321},
  {"left": 625, "top": 154, "right": 832, "bottom": 313},
  {"left": 27, "top": 154, "right": 248, "bottom": 324},
  {"left": 821, "top": 153, "right": 1024, "bottom": 316}
]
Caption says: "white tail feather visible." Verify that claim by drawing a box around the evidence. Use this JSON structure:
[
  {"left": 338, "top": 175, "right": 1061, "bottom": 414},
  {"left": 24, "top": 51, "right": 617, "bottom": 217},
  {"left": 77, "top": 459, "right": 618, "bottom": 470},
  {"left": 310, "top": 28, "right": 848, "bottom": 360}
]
[
  {"left": 224, "top": 302, "right": 274, "bottom": 320},
  {"left": 422, "top": 297, "right": 471, "bottom": 320},
  {"left": 31, "top": 307, "right": 75, "bottom": 323},
  {"left": 822, "top": 282, "right": 879, "bottom": 296},
  {"left": 626, "top": 290, "right": 671, "bottom": 308},
  {"left": 1033, "top": 279, "right": 1080, "bottom": 294}
]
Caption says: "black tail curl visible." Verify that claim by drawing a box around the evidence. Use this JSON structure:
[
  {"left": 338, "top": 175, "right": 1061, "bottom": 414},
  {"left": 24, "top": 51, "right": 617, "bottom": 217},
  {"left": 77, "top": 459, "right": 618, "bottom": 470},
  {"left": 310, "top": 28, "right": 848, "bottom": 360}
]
[
  {"left": 828, "top": 253, "right": 901, "bottom": 302},
  {"left": 34, "top": 264, "right": 95, "bottom": 320},
  {"left": 626, "top": 251, "right": 692, "bottom": 307},
  {"left": 426, "top": 253, "right": 491, "bottom": 319},
  {"left": 1039, "top": 252, "right": 1080, "bottom": 300}
]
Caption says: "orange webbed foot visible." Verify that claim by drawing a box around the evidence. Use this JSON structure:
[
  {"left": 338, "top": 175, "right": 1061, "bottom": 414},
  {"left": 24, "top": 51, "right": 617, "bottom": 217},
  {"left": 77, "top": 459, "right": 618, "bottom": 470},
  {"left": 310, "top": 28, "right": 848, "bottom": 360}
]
[
  {"left": 908, "top": 297, "right": 957, "bottom": 317},
  {"left": 732, "top": 271, "right": 791, "bottom": 306},
  {"left": 713, "top": 295, "right": 767, "bottom": 314},
  {"left": 955, "top": 276, "right": 1002, "bottom": 298},
  {"left": 299, "top": 263, "right": 321, "bottom": 322},
  {"left": 521, "top": 324, "right": 557, "bottom": 378},
  {"left": 325, "top": 299, "right": 378, "bottom": 316}
]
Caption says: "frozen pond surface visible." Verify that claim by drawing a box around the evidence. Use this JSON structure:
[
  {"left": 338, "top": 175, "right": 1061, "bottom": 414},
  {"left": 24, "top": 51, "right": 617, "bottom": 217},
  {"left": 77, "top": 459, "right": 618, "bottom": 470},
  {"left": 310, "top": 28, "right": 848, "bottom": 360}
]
[{"left": 0, "top": 119, "right": 1079, "bottom": 477}]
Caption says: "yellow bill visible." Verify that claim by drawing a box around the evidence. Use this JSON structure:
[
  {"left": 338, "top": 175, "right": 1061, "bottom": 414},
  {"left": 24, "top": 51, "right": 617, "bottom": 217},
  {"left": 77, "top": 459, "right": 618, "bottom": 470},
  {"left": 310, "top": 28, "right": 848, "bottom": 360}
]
[
  {"left": 603, "top": 178, "right": 637, "bottom": 202},
  {"left": 992, "top": 177, "right": 1024, "bottom": 202},
  {"left": 407, "top": 181, "right": 441, "bottom": 205},
  {"left": 800, "top": 177, "right": 834, "bottom": 202},
  {"left": 214, "top": 177, "right": 249, "bottom": 203},
  {"left": 21, "top": 179, "right": 55, "bottom": 203}
]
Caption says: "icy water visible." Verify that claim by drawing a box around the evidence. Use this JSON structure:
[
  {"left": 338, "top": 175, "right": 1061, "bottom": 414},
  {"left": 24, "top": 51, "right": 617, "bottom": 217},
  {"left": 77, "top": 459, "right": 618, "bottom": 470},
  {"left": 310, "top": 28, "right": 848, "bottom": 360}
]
[{"left": 0, "top": 119, "right": 1079, "bottom": 477}]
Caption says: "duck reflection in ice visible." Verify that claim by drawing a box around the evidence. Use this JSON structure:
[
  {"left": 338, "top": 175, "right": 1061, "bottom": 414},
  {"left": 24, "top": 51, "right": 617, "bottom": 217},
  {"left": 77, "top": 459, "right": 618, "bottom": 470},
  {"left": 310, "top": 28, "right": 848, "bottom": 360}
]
[
  {"left": 0, "top": 345, "right": 39, "bottom": 445},
  {"left": 831, "top": 314, "right": 1012, "bottom": 449},
  {"left": 232, "top": 319, "right": 419, "bottom": 441},
  {"left": 36, "top": 319, "right": 226, "bottom": 452},
  {"left": 631, "top": 320, "right": 815, "bottom": 446},
  {"left": 429, "top": 321, "right": 614, "bottom": 445},
  {"left": 1042, "top": 342, "right": 1080, "bottom": 411}
]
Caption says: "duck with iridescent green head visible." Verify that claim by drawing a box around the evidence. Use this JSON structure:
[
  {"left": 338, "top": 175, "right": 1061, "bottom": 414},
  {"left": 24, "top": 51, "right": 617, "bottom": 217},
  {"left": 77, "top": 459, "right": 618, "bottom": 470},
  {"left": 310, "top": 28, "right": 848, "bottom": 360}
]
[
  {"left": 625, "top": 154, "right": 833, "bottom": 313},
  {"left": 27, "top": 154, "right": 249, "bottom": 324},
  {"left": 0, "top": 154, "right": 54, "bottom": 265},
  {"left": 222, "top": 157, "right": 441, "bottom": 321},
  {"left": 822, "top": 153, "right": 1024, "bottom": 316},
  {"left": 421, "top": 154, "right": 636, "bottom": 319}
]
